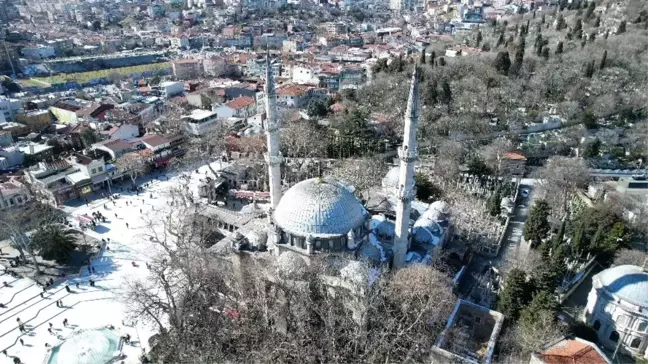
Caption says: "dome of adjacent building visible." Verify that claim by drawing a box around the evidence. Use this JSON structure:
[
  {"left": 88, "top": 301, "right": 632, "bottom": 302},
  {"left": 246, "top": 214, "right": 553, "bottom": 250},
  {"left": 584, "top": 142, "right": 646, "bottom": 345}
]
[
  {"left": 382, "top": 167, "right": 400, "bottom": 192},
  {"left": 595, "top": 265, "right": 648, "bottom": 308},
  {"left": 274, "top": 177, "right": 367, "bottom": 237}
]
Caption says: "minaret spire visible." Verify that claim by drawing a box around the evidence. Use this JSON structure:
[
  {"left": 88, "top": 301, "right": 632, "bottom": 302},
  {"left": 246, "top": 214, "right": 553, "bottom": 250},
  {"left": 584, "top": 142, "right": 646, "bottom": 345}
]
[
  {"left": 264, "top": 52, "right": 282, "bottom": 208},
  {"left": 393, "top": 67, "right": 420, "bottom": 269}
]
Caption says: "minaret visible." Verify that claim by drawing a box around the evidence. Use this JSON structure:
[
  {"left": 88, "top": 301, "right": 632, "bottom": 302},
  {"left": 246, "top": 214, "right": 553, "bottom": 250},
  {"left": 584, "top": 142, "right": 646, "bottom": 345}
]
[
  {"left": 393, "top": 67, "right": 420, "bottom": 269},
  {"left": 264, "top": 52, "right": 282, "bottom": 209}
]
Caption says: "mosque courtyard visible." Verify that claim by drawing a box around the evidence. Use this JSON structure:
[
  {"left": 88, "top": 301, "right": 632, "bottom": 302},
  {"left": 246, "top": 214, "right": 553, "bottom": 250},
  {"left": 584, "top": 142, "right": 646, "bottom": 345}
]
[{"left": 0, "top": 162, "right": 224, "bottom": 364}]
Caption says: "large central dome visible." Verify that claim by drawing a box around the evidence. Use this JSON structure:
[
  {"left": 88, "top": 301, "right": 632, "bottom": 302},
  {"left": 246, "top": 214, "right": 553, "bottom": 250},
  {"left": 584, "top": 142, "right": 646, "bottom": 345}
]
[{"left": 274, "top": 177, "right": 367, "bottom": 237}]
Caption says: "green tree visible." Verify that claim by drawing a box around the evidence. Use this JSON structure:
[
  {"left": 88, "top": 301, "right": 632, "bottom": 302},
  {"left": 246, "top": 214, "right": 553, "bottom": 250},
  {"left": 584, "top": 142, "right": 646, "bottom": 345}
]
[
  {"left": 424, "top": 80, "right": 438, "bottom": 106},
  {"left": 494, "top": 51, "right": 511, "bottom": 74},
  {"left": 420, "top": 50, "right": 426, "bottom": 65},
  {"left": 487, "top": 188, "right": 502, "bottom": 217},
  {"left": 555, "top": 41, "right": 564, "bottom": 54},
  {"left": 438, "top": 57, "right": 446, "bottom": 66},
  {"left": 594, "top": 16, "right": 601, "bottom": 27},
  {"left": 429, "top": 51, "right": 436, "bottom": 66},
  {"left": 599, "top": 50, "right": 607, "bottom": 69},
  {"left": 498, "top": 268, "right": 534, "bottom": 321},
  {"left": 582, "top": 138, "right": 601, "bottom": 157},
  {"left": 617, "top": 20, "right": 626, "bottom": 34},
  {"left": 440, "top": 81, "right": 452, "bottom": 112},
  {"left": 496, "top": 32, "right": 505, "bottom": 47},
  {"left": 31, "top": 224, "right": 78, "bottom": 264},
  {"left": 524, "top": 199, "right": 551, "bottom": 247},
  {"left": 414, "top": 173, "right": 442, "bottom": 202},
  {"left": 583, "top": 60, "right": 595, "bottom": 78},
  {"left": 584, "top": 1, "right": 595, "bottom": 19},
  {"left": 581, "top": 110, "right": 597, "bottom": 128},
  {"left": 476, "top": 31, "right": 483, "bottom": 46},
  {"left": 541, "top": 47, "right": 550, "bottom": 60},
  {"left": 573, "top": 18, "right": 583, "bottom": 32},
  {"left": 556, "top": 14, "right": 567, "bottom": 30},
  {"left": 307, "top": 98, "right": 329, "bottom": 118},
  {"left": 81, "top": 128, "right": 99, "bottom": 147}
]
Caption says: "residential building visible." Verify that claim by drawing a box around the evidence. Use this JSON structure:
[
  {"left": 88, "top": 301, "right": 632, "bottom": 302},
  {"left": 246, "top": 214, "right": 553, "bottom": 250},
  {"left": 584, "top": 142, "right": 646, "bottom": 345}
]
[
  {"left": 0, "top": 131, "right": 12, "bottom": 147},
  {"left": 390, "top": 0, "right": 415, "bottom": 12},
  {"left": 18, "top": 143, "right": 54, "bottom": 163},
  {"left": 277, "top": 84, "right": 309, "bottom": 108},
  {"left": 226, "top": 96, "right": 257, "bottom": 118},
  {"left": 0, "top": 97, "right": 24, "bottom": 123},
  {"left": 529, "top": 336, "right": 610, "bottom": 364},
  {"left": 184, "top": 109, "right": 220, "bottom": 136},
  {"left": 139, "top": 134, "right": 174, "bottom": 167},
  {"left": 0, "top": 147, "right": 23, "bottom": 170},
  {"left": 92, "top": 139, "right": 134, "bottom": 160},
  {"left": 170, "top": 37, "right": 190, "bottom": 49},
  {"left": 292, "top": 65, "right": 320, "bottom": 85},
  {"left": 499, "top": 152, "right": 527, "bottom": 176},
  {"left": 0, "top": 178, "right": 31, "bottom": 210},
  {"left": 320, "top": 22, "right": 346, "bottom": 35},
  {"left": 172, "top": 59, "right": 203, "bottom": 80},
  {"left": 99, "top": 123, "right": 139, "bottom": 140},
  {"left": 160, "top": 81, "right": 185, "bottom": 98},
  {"left": 15, "top": 110, "right": 53, "bottom": 132},
  {"left": 187, "top": 88, "right": 226, "bottom": 109}
]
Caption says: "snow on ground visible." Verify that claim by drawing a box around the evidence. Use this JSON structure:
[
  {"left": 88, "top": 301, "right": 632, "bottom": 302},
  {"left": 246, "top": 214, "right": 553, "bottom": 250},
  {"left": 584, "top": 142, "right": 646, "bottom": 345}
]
[{"left": 0, "top": 161, "right": 225, "bottom": 364}]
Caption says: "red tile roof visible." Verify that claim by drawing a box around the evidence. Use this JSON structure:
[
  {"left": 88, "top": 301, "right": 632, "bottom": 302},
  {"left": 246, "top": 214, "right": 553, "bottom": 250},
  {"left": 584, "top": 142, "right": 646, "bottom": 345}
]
[
  {"left": 141, "top": 134, "right": 169, "bottom": 148},
  {"left": 277, "top": 85, "right": 308, "bottom": 97},
  {"left": 502, "top": 152, "right": 527, "bottom": 161},
  {"left": 227, "top": 96, "right": 255, "bottom": 110},
  {"left": 536, "top": 338, "right": 609, "bottom": 364}
]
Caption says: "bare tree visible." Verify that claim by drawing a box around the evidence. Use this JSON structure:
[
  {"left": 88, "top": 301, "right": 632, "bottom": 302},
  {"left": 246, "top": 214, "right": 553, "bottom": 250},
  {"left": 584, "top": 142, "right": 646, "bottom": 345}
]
[
  {"left": 115, "top": 150, "right": 152, "bottom": 184},
  {"left": 329, "top": 158, "right": 389, "bottom": 201},
  {"left": 125, "top": 191, "right": 458, "bottom": 364},
  {"left": 533, "top": 156, "right": 589, "bottom": 216},
  {"left": 612, "top": 249, "right": 648, "bottom": 267},
  {"left": 280, "top": 121, "right": 328, "bottom": 158}
]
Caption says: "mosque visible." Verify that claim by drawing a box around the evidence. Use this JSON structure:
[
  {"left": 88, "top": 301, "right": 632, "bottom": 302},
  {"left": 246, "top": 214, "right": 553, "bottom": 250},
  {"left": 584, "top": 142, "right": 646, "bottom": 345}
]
[
  {"left": 583, "top": 264, "right": 648, "bottom": 359},
  {"left": 201, "top": 57, "right": 452, "bottom": 270}
]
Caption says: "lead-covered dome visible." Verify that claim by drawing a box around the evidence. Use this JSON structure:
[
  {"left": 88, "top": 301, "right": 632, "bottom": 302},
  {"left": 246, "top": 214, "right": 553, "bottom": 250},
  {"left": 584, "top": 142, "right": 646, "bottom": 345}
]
[
  {"left": 382, "top": 167, "right": 400, "bottom": 192},
  {"left": 595, "top": 265, "right": 648, "bottom": 308},
  {"left": 274, "top": 177, "right": 367, "bottom": 237}
]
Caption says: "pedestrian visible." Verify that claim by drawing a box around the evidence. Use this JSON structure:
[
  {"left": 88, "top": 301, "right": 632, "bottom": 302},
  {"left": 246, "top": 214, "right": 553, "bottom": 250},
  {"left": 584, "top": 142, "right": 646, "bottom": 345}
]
[
  {"left": 42, "top": 286, "right": 47, "bottom": 293},
  {"left": 126, "top": 223, "right": 129, "bottom": 228},
  {"left": 47, "top": 328, "right": 53, "bottom": 335},
  {"left": 75, "top": 283, "right": 79, "bottom": 289},
  {"left": 2, "top": 349, "right": 6, "bottom": 356},
  {"left": 63, "top": 318, "right": 68, "bottom": 327},
  {"left": 65, "top": 285, "right": 70, "bottom": 293},
  {"left": 55, "top": 300, "right": 59, "bottom": 307},
  {"left": 140, "top": 209, "right": 142, "bottom": 214},
  {"left": 49, "top": 322, "right": 53, "bottom": 328},
  {"left": 88, "top": 267, "right": 91, "bottom": 274},
  {"left": 40, "top": 292, "right": 44, "bottom": 298},
  {"left": 16, "top": 318, "right": 20, "bottom": 323},
  {"left": 19, "top": 338, "right": 23, "bottom": 346}
]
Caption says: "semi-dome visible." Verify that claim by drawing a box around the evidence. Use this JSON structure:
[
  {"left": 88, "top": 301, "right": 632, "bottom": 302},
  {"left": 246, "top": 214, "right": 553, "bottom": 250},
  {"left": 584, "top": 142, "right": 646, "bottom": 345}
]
[
  {"left": 274, "top": 177, "right": 367, "bottom": 237},
  {"left": 382, "top": 167, "right": 400, "bottom": 191},
  {"left": 595, "top": 265, "right": 648, "bottom": 308}
]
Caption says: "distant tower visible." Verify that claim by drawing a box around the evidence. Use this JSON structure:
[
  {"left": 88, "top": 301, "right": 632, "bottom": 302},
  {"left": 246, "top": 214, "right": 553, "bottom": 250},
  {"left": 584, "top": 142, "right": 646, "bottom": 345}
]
[
  {"left": 392, "top": 68, "right": 420, "bottom": 269},
  {"left": 264, "top": 53, "right": 282, "bottom": 209}
]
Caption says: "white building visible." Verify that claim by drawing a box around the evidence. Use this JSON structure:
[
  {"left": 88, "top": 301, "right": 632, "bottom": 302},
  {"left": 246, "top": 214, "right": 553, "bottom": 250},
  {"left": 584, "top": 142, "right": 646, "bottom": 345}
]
[
  {"left": 183, "top": 109, "right": 220, "bottom": 136},
  {"left": 0, "top": 178, "right": 31, "bottom": 210},
  {"left": 291, "top": 66, "right": 320, "bottom": 85},
  {"left": 389, "top": 0, "right": 415, "bottom": 12},
  {"left": 584, "top": 265, "right": 648, "bottom": 360},
  {"left": 0, "top": 97, "right": 24, "bottom": 123},
  {"left": 160, "top": 81, "right": 184, "bottom": 98}
]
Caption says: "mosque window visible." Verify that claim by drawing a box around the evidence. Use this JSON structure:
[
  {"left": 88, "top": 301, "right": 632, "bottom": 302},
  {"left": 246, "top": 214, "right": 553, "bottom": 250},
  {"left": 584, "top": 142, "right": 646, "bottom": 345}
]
[
  {"left": 609, "top": 331, "right": 619, "bottom": 343},
  {"left": 637, "top": 321, "right": 648, "bottom": 332},
  {"left": 630, "top": 338, "right": 641, "bottom": 349}
]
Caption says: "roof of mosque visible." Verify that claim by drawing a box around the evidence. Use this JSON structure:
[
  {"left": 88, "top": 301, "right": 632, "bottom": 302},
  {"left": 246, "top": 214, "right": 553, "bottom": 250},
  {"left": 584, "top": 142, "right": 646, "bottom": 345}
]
[
  {"left": 594, "top": 265, "right": 648, "bottom": 308},
  {"left": 274, "top": 177, "right": 367, "bottom": 238},
  {"left": 382, "top": 166, "right": 400, "bottom": 191}
]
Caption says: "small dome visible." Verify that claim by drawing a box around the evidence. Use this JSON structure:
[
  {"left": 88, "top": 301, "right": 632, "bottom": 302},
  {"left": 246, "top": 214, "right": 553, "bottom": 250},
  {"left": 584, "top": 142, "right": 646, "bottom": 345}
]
[
  {"left": 51, "top": 328, "right": 121, "bottom": 364},
  {"left": 595, "top": 265, "right": 648, "bottom": 308},
  {"left": 274, "top": 178, "right": 367, "bottom": 237},
  {"left": 382, "top": 167, "right": 400, "bottom": 191},
  {"left": 275, "top": 251, "right": 309, "bottom": 277}
]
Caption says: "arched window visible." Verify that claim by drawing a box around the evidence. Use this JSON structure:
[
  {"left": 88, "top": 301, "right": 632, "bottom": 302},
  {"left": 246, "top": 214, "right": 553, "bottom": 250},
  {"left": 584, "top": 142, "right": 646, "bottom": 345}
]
[
  {"left": 593, "top": 320, "right": 601, "bottom": 331},
  {"left": 630, "top": 338, "right": 641, "bottom": 349},
  {"left": 609, "top": 331, "right": 620, "bottom": 343}
]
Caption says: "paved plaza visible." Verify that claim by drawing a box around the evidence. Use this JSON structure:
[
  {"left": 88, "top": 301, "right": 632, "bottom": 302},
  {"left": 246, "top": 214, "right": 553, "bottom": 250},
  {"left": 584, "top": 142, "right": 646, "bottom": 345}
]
[{"left": 0, "top": 162, "right": 223, "bottom": 364}]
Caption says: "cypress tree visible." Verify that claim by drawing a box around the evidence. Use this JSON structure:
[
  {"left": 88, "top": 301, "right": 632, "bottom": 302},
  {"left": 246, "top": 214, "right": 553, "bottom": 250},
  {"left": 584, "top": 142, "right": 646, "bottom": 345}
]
[
  {"left": 555, "top": 41, "right": 564, "bottom": 54},
  {"left": 594, "top": 16, "right": 601, "bottom": 27},
  {"left": 574, "top": 18, "right": 583, "bottom": 32},
  {"left": 476, "top": 30, "right": 483, "bottom": 46},
  {"left": 585, "top": 1, "right": 596, "bottom": 19},
  {"left": 617, "top": 20, "right": 626, "bottom": 34},
  {"left": 524, "top": 199, "right": 551, "bottom": 247},
  {"left": 429, "top": 50, "right": 436, "bottom": 66},
  {"left": 598, "top": 50, "right": 607, "bottom": 69},
  {"left": 497, "top": 268, "right": 533, "bottom": 321},
  {"left": 542, "top": 47, "right": 550, "bottom": 60},
  {"left": 496, "top": 32, "right": 505, "bottom": 47},
  {"left": 494, "top": 51, "right": 512, "bottom": 74},
  {"left": 420, "top": 50, "right": 426, "bottom": 65},
  {"left": 556, "top": 14, "right": 567, "bottom": 30}
]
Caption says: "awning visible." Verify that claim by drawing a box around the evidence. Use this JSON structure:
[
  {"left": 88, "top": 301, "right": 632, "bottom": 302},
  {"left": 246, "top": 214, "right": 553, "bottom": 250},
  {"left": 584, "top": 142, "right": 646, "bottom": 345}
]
[{"left": 91, "top": 174, "right": 109, "bottom": 184}]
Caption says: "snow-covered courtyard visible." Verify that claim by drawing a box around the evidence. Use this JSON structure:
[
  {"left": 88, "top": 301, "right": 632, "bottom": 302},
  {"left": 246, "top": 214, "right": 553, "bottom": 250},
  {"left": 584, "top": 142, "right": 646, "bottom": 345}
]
[{"left": 0, "top": 162, "right": 223, "bottom": 364}]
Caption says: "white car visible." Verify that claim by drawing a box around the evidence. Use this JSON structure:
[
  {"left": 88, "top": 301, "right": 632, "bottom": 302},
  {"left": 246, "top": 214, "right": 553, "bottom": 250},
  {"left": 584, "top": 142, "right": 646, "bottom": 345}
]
[{"left": 520, "top": 189, "right": 529, "bottom": 198}]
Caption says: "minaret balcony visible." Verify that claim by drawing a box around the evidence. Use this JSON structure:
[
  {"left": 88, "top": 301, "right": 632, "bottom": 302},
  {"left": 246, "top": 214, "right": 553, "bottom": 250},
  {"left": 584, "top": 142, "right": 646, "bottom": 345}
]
[
  {"left": 395, "top": 185, "right": 416, "bottom": 202},
  {"left": 397, "top": 146, "right": 418, "bottom": 162}
]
